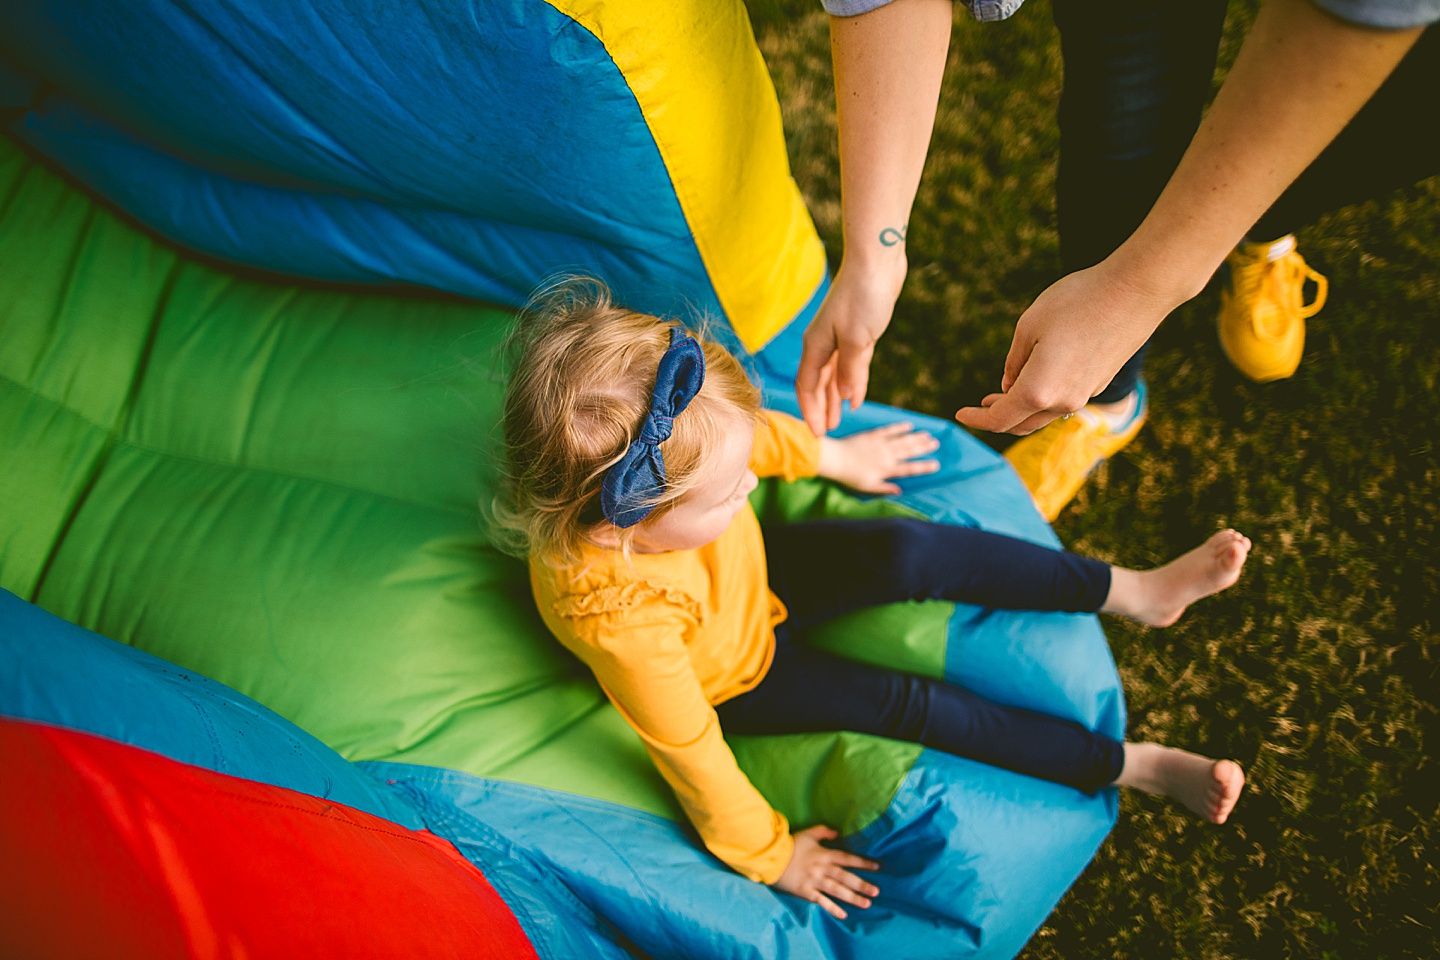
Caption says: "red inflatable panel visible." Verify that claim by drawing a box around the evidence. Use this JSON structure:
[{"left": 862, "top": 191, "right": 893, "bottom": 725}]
[{"left": 0, "top": 719, "right": 540, "bottom": 960}]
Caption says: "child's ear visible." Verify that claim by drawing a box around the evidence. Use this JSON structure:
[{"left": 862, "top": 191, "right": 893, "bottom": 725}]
[{"left": 586, "top": 522, "right": 622, "bottom": 548}]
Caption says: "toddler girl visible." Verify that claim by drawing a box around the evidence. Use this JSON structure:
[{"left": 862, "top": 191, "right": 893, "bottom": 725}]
[{"left": 498, "top": 281, "right": 1247, "bottom": 919}]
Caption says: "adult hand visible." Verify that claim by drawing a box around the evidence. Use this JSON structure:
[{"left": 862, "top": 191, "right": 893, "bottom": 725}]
[
  {"left": 954, "top": 259, "right": 1176, "bottom": 435},
  {"left": 953, "top": 0, "right": 1425, "bottom": 440},
  {"left": 796, "top": 258, "right": 907, "bottom": 435},
  {"left": 773, "top": 824, "right": 880, "bottom": 920}
]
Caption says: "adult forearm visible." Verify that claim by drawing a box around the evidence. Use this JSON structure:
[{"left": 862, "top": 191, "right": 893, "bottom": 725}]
[
  {"left": 955, "top": 0, "right": 1424, "bottom": 436},
  {"left": 830, "top": 0, "right": 953, "bottom": 276},
  {"left": 1113, "top": 0, "right": 1422, "bottom": 308},
  {"left": 797, "top": 0, "right": 954, "bottom": 432}
]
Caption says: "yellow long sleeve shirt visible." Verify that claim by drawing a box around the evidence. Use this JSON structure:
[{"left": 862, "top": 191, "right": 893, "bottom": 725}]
[{"left": 530, "top": 410, "right": 821, "bottom": 884}]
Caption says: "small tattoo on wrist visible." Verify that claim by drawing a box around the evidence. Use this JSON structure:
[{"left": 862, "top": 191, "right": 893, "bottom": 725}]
[{"left": 878, "top": 226, "right": 907, "bottom": 247}]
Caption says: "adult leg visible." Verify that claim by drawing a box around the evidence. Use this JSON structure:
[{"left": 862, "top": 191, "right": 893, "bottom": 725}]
[
  {"left": 763, "top": 517, "right": 1111, "bottom": 632},
  {"left": 1005, "top": 0, "right": 1229, "bottom": 521},
  {"left": 716, "top": 635, "right": 1123, "bottom": 793},
  {"left": 1052, "top": 0, "right": 1230, "bottom": 402}
]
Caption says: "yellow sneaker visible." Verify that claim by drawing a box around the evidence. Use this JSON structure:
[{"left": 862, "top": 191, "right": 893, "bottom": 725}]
[
  {"left": 1003, "top": 384, "right": 1148, "bottom": 521},
  {"left": 1218, "top": 235, "right": 1328, "bottom": 382}
]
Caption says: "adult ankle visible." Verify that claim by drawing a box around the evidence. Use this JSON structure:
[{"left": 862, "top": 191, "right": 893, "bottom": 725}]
[
  {"left": 1085, "top": 389, "right": 1140, "bottom": 432},
  {"left": 1240, "top": 234, "right": 1296, "bottom": 260}
]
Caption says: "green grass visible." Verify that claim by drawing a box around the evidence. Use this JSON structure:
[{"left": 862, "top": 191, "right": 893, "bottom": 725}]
[{"left": 749, "top": 2, "right": 1439, "bottom": 957}]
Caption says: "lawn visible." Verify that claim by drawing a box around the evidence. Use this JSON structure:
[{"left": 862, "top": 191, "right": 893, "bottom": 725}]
[{"left": 749, "top": 2, "right": 1440, "bottom": 957}]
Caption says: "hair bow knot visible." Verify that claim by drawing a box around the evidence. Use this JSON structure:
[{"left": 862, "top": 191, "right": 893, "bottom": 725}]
[{"left": 600, "top": 328, "right": 705, "bottom": 528}]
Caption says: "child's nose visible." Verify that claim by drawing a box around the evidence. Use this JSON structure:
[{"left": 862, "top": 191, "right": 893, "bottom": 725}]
[{"left": 742, "top": 470, "right": 759, "bottom": 496}]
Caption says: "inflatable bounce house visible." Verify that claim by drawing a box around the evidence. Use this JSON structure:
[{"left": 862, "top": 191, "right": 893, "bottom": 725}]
[{"left": 0, "top": 3, "right": 1125, "bottom": 957}]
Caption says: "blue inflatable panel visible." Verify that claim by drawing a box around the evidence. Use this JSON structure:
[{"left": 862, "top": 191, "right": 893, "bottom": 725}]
[
  {"left": 0, "top": 0, "right": 724, "bottom": 323},
  {"left": 378, "top": 747, "right": 1116, "bottom": 960},
  {"left": 379, "top": 765, "right": 839, "bottom": 960},
  {"left": 850, "top": 750, "right": 1116, "bottom": 959},
  {"left": 0, "top": 588, "right": 631, "bottom": 960}
]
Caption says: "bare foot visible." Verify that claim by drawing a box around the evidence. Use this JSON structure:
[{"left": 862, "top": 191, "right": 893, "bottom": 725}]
[
  {"left": 1116, "top": 743, "right": 1246, "bottom": 823},
  {"left": 1105, "top": 529, "right": 1251, "bottom": 627}
]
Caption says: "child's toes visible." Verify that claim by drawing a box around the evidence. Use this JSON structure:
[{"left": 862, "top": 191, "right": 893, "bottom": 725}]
[
  {"left": 1218, "top": 529, "right": 1248, "bottom": 550},
  {"left": 1209, "top": 531, "right": 1243, "bottom": 560},
  {"left": 1215, "top": 535, "right": 1251, "bottom": 573},
  {"left": 1209, "top": 760, "right": 1245, "bottom": 824}
]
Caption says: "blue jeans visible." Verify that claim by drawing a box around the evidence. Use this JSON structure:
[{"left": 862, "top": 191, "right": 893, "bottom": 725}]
[
  {"left": 715, "top": 518, "right": 1124, "bottom": 794},
  {"left": 1052, "top": 0, "right": 1439, "bottom": 403}
]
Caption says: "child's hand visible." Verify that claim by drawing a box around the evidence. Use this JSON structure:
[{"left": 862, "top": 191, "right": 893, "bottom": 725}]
[
  {"left": 817, "top": 422, "right": 941, "bottom": 495},
  {"left": 773, "top": 824, "right": 880, "bottom": 920}
]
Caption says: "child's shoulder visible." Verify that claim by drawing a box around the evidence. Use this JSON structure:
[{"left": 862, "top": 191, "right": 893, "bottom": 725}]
[
  {"left": 550, "top": 580, "right": 702, "bottom": 624},
  {"left": 531, "top": 548, "right": 703, "bottom": 625}
]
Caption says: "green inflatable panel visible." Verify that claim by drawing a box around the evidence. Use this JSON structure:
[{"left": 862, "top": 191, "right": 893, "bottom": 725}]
[{"left": 1, "top": 138, "right": 948, "bottom": 832}]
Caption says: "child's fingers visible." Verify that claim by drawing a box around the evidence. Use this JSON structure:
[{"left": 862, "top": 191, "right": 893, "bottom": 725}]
[
  {"left": 813, "top": 891, "right": 847, "bottom": 920},
  {"left": 893, "top": 458, "right": 940, "bottom": 478},
  {"left": 819, "top": 876, "right": 872, "bottom": 910},
  {"left": 828, "top": 851, "right": 881, "bottom": 873},
  {"left": 880, "top": 423, "right": 938, "bottom": 445},
  {"left": 826, "top": 865, "right": 879, "bottom": 899},
  {"left": 889, "top": 436, "right": 939, "bottom": 459}
]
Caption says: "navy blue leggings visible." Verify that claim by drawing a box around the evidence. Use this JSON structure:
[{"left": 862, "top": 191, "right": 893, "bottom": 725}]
[{"left": 715, "top": 518, "right": 1125, "bottom": 794}]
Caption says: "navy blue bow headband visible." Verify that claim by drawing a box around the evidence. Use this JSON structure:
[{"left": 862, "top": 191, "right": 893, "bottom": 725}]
[{"left": 599, "top": 327, "right": 706, "bottom": 528}]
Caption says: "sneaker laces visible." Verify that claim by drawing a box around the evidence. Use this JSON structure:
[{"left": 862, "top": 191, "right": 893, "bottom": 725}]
[{"left": 1242, "top": 251, "right": 1328, "bottom": 339}]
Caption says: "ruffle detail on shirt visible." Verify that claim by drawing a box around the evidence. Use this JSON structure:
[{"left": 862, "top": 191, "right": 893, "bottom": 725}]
[{"left": 551, "top": 581, "right": 704, "bottom": 623}]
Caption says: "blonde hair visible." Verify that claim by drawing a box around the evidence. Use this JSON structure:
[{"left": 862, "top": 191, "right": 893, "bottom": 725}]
[{"left": 494, "top": 278, "right": 761, "bottom": 566}]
